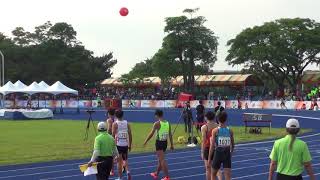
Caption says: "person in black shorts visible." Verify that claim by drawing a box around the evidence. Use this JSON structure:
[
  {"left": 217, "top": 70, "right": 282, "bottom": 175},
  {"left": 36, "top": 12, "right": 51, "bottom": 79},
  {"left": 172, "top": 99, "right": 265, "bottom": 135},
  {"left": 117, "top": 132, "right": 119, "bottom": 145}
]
[
  {"left": 196, "top": 100, "right": 205, "bottom": 133},
  {"left": 208, "top": 112, "right": 235, "bottom": 180},
  {"left": 112, "top": 110, "right": 132, "bottom": 180},
  {"left": 143, "top": 110, "right": 174, "bottom": 180},
  {"left": 201, "top": 111, "right": 221, "bottom": 180},
  {"left": 183, "top": 101, "right": 193, "bottom": 134}
]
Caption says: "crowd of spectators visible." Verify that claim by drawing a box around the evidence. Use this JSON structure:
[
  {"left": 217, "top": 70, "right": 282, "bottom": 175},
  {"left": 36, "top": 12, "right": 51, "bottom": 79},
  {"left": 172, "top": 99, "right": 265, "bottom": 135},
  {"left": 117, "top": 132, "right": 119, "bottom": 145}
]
[{"left": 76, "top": 86, "right": 320, "bottom": 101}]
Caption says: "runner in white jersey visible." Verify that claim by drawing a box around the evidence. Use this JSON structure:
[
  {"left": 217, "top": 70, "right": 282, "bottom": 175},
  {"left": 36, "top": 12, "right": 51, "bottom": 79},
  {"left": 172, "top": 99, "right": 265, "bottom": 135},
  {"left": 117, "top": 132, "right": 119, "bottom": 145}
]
[{"left": 112, "top": 109, "right": 132, "bottom": 180}]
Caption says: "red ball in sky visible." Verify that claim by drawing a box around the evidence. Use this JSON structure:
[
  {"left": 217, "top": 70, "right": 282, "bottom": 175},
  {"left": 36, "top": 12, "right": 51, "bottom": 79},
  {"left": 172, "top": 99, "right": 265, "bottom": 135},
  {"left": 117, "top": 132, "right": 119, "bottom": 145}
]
[{"left": 119, "top": 7, "right": 129, "bottom": 16}]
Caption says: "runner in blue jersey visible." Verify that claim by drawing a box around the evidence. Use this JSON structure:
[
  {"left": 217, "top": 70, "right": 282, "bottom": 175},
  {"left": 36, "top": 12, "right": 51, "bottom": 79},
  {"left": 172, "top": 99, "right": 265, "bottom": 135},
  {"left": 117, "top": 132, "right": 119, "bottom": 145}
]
[{"left": 208, "top": 111, "right": 235, "bottom": 180}]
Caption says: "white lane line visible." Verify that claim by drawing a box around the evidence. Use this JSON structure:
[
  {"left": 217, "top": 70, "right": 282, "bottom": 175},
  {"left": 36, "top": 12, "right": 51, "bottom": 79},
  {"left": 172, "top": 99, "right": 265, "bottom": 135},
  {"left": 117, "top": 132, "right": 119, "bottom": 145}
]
[
  {"left": 233, "top": 172, "right": 269, "bottom": 179},
  {"left": 39, "top": 174, "right": 80, "bottom": 180},
  {"left": 39, "top": 156, "right": 270, "bottom": 180},
  {"left": 273, "top": 114, "right": 320, "bottom": 121},
  {"left": 234, "top": 162, "right": 320, "bottom": 180},
  {"left": 2, "top": 150, "right": 272, "bottom": 179},
  {"left": 40, "top": 154, "right": 320, "bottom": 180},
  {"left": 4, "top": 146, "right": 320, "bottom": 179},
  {"left": 129, "top": 162, "right": 273, "bottom": 179},
  {"left": 0, "top": 149, "right": 200, "bottom": 173},
  {"left": 0, "top": 169, "right": 77, "bottom": 179},
  {"left": 303, "top": 172, "right": 320, "bottom": 178},
  {"left": 0, "top": 147, "right": 265, "bottom": 174},
  {"left": 236, "top": 132, "right": 320, "bottom": 147}
]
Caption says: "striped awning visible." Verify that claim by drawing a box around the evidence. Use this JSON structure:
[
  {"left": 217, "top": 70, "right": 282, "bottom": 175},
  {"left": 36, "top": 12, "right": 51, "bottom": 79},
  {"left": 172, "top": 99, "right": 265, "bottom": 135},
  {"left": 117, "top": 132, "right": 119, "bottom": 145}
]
[
  {"left": 101, "top": 78, "right": 123, "bottom": 87},
  {"left": 101, "top": 74, "right": 260, "bottom": 87},
  {"left": 170, "top": 74, "right": 256, "bottom": 87},
  {"left": 302, "top": 73, "right": 320, "bottom": 84},
  {"left": 171, "top": 76, "right": 184, "bottom": 87},
  {"left": 141, "top": 77, "right": 161, "bottom": 86}
]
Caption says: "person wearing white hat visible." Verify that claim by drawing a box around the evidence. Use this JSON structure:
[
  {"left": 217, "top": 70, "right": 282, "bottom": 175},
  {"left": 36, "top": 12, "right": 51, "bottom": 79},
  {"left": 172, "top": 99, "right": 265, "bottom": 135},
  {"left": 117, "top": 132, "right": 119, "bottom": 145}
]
[
  {"left": 88, "top": 122, "right": 119, "bottom": 180},
  {"left": 268, "top": 118, "right": 315, "bottom": 180}
]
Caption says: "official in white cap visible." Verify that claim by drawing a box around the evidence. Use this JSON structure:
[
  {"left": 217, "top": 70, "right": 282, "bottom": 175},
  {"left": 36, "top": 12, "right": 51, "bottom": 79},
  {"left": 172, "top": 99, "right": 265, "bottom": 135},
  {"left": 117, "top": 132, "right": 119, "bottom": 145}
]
[
  {"left": 88, "top": 122, "right": 119, "bottom": 180},
  {"left": 268, "top": 118, "right": 315, "bottom": 180}
]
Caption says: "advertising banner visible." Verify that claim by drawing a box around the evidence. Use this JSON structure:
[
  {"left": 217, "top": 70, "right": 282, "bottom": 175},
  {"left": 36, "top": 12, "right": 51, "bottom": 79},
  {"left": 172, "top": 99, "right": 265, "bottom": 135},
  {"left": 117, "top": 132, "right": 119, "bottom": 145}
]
[{"left": 164, "top": 100, "right": 177, "bottom": 108}]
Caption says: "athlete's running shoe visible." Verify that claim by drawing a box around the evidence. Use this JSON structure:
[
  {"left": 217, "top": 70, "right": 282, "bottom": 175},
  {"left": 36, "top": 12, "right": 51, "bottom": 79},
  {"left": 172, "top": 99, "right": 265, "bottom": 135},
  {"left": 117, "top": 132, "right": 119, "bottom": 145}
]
[
  {"left": 150, "top": 172, "right": 158, "bottom": 179},
  {"left": 161, "top": 177, "right": 170, "bottom": 180}
]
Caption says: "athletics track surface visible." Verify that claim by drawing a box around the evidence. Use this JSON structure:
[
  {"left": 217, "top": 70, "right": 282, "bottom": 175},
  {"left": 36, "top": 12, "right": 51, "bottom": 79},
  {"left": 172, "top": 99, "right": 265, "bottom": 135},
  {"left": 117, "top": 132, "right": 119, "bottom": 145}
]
[{"left": 0, "top": 109, "right": 319, "bottom": 180}]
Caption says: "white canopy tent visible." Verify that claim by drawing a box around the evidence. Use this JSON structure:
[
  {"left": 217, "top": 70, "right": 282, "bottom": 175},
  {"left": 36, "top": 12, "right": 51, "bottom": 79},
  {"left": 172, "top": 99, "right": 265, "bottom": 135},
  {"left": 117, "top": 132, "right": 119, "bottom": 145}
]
[
  {"left": 23, "top": 82, "right": 44, "bottom": 95},
  {"left": 0, "top": 81, "right": 78, "bottom": 96},
  {"left": 0, "top": 81, "right": 79, "bottom": 110},
  {"left": 44, "top": 81, "right": 78, "bottom": 95},
  {"left": 38, "top": 81, "right": 50, "bottom": 89},
  {"left": 14, "top": 80, "right": 27, "bottom": 90},
  {"left": 0, "top": 81, "right": 20, "bottom": 95}
]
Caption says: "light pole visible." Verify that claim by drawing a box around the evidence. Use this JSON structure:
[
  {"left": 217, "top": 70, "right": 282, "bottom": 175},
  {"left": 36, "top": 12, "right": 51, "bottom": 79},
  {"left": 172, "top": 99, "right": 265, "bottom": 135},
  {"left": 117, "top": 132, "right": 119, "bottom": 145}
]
[{"left": 0, "top": 50, "right": 4, "bottom": 86}]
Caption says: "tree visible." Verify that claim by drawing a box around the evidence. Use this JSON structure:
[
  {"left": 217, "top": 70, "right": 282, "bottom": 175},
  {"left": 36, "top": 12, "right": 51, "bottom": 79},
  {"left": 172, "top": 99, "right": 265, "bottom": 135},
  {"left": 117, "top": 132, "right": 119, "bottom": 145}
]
[
  {"left": 152, "top": 47, "right": 212, "bottom": 85},
  {"left": 30, "top": 21, "right": 53, "bottom": 44},
  {"left": 122, "top": 59, "right": 155, "bottom": 79},
  {"left": 226, "top": 18, "right": 320, "bottom": 94},
  {"left": 152, "top": 48, "right": 181, "bottom": 83},
  {"left": 162, "top": 8, "right": 218, "bottom": 92},
  {"left": 1, "top": 21, "right": 117, "bottom": 87},
  {"left": 12, "top": 27, "right": 31, "bottom": 46},
  {"left": 48, "top": 22, "right": 78, "bottom": 45},
  {"left": 92, "top": 53, "right": 118, "bottom": 79}
]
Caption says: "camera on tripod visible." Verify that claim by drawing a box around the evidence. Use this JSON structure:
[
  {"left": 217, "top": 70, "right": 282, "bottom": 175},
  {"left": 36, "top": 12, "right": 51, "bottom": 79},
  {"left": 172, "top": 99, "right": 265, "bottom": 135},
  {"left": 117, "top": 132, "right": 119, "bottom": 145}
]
[{"left": 84, "top": 108, "right": 97, "bottom": 140}]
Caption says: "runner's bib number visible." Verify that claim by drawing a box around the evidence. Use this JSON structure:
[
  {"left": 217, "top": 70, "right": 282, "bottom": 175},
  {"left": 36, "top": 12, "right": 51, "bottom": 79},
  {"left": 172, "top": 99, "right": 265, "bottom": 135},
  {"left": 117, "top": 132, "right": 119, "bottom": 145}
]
[
  {"left": 117, "top": 132, "right": 128, "bottom": 139},
  {"left": 159, "top": 132, "right": 168, "bottom": 141},
  {"left": 218, "top": 137, "right": 231, "bottom": 147}
]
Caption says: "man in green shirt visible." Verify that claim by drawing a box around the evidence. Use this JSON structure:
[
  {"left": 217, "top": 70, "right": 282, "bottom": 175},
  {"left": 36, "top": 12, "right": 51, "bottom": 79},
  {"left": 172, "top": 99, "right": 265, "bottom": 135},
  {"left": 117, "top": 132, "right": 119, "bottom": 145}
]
[
  {"left": 268, "top": 118, "right": 315, "bottom": 180},
  {"left": 88, "top": 122, "right": 119, "bottom": 180}
]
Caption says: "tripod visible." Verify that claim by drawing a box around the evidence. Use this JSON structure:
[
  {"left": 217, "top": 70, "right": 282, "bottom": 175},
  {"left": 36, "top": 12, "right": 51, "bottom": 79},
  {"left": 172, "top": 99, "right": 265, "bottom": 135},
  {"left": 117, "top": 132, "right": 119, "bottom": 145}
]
[
  {"left": 172, "top": 108, "right": 198, "bottom": 146},
  {"left": 84, "top": 109, "right": 97, "bottom": 141}
]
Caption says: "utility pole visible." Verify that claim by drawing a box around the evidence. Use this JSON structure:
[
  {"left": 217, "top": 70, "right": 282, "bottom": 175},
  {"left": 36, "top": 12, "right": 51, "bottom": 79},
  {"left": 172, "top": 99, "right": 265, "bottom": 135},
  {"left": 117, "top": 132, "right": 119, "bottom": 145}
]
[{"left": 0, "top": 50, "right": 4, "bottom": 86}]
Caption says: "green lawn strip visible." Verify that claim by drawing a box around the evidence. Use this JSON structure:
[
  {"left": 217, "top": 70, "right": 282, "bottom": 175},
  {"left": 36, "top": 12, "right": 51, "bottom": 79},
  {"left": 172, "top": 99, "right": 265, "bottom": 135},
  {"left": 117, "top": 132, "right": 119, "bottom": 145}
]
[{"left": 0, "top": 120, "right": 311, "bottom": 165}]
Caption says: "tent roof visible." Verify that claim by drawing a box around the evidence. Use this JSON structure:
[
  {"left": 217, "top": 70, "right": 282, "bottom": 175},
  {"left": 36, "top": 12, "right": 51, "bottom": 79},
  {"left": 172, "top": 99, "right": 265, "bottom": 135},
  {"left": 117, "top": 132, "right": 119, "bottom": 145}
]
[
  {"left": 100, "top": 74, "right": 262, "bottom": 88},
  {"left": 45, "top": 81, "right": 78, "bottom": 95},
  {"left": 172, "top": 74, "right": 261, "bottom": 86},
  {"left": 0, "top": 81, "right": 20, "bottom": 95},
  {"left": 14, "top": 80, "right": 27, "bottom": 89},
  {"left": 23, "top": 82, "right": 44, "bottom": 95},
  {"left": 38, "top": 81, "right": 50, "bottom": 89}
]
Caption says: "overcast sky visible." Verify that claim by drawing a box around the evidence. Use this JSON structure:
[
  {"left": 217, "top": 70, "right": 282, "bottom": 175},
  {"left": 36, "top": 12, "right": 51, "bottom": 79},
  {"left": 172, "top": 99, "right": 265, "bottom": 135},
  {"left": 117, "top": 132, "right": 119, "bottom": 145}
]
[{"left": 1, "top": 0, "right": 320, "bottom": 77}]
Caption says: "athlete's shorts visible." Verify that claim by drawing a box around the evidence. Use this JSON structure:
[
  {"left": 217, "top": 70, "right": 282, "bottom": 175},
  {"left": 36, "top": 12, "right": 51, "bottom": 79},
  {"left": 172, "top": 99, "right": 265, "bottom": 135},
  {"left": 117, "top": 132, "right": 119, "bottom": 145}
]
[
  {"left": 117, "top": 146, "right": 128, "bottom": 160},
  {"left": 203, "top": 147, "right": 214, "bottom": 160},
  {"left": 277, "top": 173, "right": 302, "bottom": 180},
  {"left": 212, "top": 147, "right": 231, "bottom": 169},
  {"left": 155, "top": 140, "right": 168, "bottom": 152}
]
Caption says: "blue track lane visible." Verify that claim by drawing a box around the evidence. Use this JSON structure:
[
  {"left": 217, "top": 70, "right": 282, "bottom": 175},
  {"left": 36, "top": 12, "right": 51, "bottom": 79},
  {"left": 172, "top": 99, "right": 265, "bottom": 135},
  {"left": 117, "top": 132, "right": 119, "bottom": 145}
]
[{"left": 0, "top": 109, "right": 319, "bottom": 180}]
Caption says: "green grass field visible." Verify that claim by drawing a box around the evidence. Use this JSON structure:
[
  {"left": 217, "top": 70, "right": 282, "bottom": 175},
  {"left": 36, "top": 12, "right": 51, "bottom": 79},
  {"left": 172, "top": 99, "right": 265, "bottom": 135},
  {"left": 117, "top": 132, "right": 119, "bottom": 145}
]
[{"left": 0, "top": 120, "right": 311, "bottom": 165}]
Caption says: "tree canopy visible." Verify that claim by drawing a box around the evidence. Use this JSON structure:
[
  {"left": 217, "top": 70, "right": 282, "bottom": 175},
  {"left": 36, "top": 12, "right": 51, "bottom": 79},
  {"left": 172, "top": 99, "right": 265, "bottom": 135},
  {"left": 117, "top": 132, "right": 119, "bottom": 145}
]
[
  {"left": 0, "top": 21, "right": 117, "bottom": 87},
  {"left": 226, "top": 18, "right": 320, "bottom": 93},
  {"left": 122, "top": 8, "right": 218, "bottom": 92}
]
